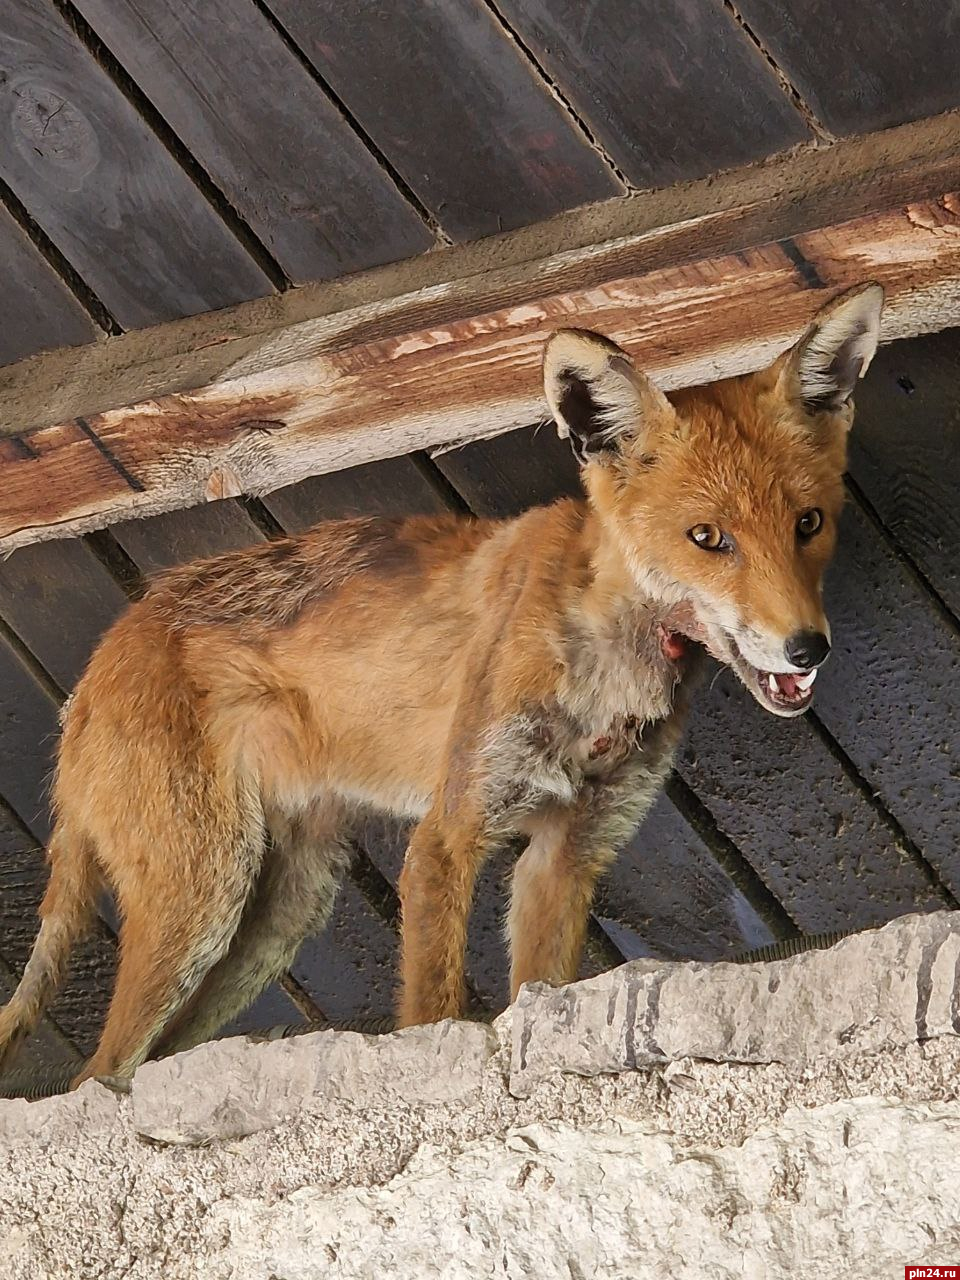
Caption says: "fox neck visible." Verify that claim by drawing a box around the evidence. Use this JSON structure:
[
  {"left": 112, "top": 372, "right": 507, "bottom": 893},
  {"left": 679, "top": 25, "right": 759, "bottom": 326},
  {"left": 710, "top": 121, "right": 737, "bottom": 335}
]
[{"left": 556, "top": 505, "right": 695, "bottom": 731}]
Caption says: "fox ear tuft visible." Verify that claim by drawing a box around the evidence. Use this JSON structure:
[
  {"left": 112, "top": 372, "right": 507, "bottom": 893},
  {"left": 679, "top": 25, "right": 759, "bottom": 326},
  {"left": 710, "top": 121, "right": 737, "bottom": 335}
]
[
  {"left": 782, "top": 283, "right": 884, "bottom": 415},
  {"left": 542, "top": 329, "right": 673, "bottom": 464}
]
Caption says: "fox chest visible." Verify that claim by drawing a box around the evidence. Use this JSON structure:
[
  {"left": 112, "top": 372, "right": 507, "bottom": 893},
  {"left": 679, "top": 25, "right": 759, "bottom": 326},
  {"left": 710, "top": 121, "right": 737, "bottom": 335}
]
[
  {"left": 569, "top": 714, "right": 643, "bottom": 778},
  {"left": 476, "top": 705, "right": 680, "bottom": 837}
]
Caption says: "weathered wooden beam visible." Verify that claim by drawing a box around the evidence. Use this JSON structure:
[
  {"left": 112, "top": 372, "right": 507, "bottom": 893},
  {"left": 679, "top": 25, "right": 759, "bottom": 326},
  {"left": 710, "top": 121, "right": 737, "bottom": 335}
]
[
  {"left": 2, "top": 109, "right": 958, "bottom": 437},
  {"left": 1, "top": 121, "right": 959, "bottom": 552}
]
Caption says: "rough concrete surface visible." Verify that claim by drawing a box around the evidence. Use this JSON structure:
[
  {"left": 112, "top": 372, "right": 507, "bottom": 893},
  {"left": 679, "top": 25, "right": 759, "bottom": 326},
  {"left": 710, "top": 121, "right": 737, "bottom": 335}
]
[{"left": 2, "top": 912, "right": 960, "bottom": 1279}]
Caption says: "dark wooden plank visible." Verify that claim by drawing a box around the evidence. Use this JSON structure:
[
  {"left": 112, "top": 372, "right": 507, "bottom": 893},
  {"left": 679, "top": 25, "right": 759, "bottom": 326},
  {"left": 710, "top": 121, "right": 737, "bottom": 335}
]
[
  {"left": 0, "top": 638, "right": 60, "bottom": 844},
  {"left": 0, "top": 0, "right": 272, "bottom": 329},
  {"left": 0, "top": 799, "right": 115, "bottom": 1058},
  {"left": 434, "top": 426, "right": 581, "bottom": 518},
  {"left": 0, "top": 539, "right": 127, "bottom": 691},
  {"left": 262, "top": 458, "right": 450, "bottom": 532},
  {"left": 811, "top": 502, "right": 960, "bottom": 895},
  {"left": 264, "top": 0, "right": 620, "bottom": 241},
  {"left": 291, "top": 879, "right": 398, "bottom": 1024},
  {"left": 596, "top": 795, "right": 775, "bottom": 962},
  {"left": 110, "top": 500, "right": 263, "bottom": 575},
  {"left": 71, "top": 0, "right": 433, "bottom": 284},
  {"left": 679, "top": 677, "right": 943, "bottom": 931},
  {"left": 218, "top": 982, "right": 303, "bottom": 1040},
  {"left": 848, "top": 327, "right": 960, "bottom": 621},
  {"left": 0, "top": 964, "right": 79, "bottom": 1070},
  {"left": 734, "top": 0, "right": 960, "bottom": 135},
  {"left": 491, "top": 0, "right": 809, "bottom": 187},
  {"left": 0, "top": 205, "right": 96, "bottom": 368}
]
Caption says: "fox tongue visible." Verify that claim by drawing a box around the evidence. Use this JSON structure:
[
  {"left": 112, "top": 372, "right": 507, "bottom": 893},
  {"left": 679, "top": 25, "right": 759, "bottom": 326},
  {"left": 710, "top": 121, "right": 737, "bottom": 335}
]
[{"left": 771, "top": 673, "right": 800, "bottom": 698}]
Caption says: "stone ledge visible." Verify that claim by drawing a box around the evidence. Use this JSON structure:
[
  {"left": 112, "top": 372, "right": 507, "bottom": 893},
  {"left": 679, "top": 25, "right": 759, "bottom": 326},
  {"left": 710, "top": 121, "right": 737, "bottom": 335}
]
[
  {"left": 132, "top": 1018, "right": 498, "bottom": 1144},
  {"left": 210, "top": 1098, "right": 960, "bottom": 1279},
  {"left": 507, "top": 910, "right": 960, "bottom": 1096},
  {"left": 4, "top": 911, "right": 960, "bottom": 1278},
  {"left": 122, "top": 909, "right": 960, "bottom": 1143}
]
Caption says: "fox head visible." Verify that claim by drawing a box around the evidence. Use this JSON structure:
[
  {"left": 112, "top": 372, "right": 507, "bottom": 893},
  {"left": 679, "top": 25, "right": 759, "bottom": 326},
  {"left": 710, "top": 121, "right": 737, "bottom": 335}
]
[{"left": 542, "top": 284, "right": 884, "bottom": 717}]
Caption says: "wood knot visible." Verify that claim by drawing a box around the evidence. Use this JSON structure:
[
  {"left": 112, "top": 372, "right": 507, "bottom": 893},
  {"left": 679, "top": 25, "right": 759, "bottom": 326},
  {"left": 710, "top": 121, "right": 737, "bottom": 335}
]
[{"left": 204, "top": 463, "right": 244, "bottom": 501}]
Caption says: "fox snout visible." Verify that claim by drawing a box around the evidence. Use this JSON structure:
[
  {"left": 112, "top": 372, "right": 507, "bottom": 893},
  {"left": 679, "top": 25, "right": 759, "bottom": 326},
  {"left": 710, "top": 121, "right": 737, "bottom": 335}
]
[{"left": 784, "top": 629, "right": 830, "bottom": 671}]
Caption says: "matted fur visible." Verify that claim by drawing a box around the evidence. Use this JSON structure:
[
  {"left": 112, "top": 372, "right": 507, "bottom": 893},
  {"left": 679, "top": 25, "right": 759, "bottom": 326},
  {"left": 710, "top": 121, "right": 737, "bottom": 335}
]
[{"left": 0, "top": 285, "right": 882, "bottom": 1083}]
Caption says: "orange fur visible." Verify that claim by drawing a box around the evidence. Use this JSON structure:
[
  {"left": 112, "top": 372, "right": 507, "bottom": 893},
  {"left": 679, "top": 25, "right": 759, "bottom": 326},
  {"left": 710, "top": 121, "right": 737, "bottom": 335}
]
[{"left": 0, "top": 284, "right": 883, "bottom": 1081}]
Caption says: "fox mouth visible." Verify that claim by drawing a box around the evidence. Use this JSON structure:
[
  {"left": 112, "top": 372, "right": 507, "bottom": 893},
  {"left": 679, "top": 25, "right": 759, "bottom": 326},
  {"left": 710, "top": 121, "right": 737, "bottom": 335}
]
[
  {"left": 744, "top": 664, "right": 818, "bottom": 715},
  {"left": 720, "top": 634, "right": 820, "bottom": 717},
  {"left": 658, "top": 608, "right": 822, "bottom": 717},
  {"left": 661, "top": 614, "right": 821, "bottom": 718}
]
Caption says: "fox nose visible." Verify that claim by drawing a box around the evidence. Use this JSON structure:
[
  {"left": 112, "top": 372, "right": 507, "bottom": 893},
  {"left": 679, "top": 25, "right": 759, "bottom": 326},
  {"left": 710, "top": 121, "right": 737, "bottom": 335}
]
[{"left": 784, "top": 630, "right": 830, "bottom": 670}]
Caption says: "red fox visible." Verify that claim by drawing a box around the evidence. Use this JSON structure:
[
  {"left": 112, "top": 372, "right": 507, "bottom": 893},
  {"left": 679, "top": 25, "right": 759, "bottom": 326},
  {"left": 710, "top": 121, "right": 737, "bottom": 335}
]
[{"left": 0, "top": 283, "right": 883, "bottom": 1085}]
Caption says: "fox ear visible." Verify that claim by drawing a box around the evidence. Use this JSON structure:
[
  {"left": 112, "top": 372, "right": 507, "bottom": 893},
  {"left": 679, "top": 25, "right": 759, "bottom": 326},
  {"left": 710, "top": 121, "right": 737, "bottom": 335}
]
[
  {"left": 780, "top": 283, "right": 884, "bottom": 415},
  {"left": 542, "top": 328, "right": 674, "bottom": 464}
]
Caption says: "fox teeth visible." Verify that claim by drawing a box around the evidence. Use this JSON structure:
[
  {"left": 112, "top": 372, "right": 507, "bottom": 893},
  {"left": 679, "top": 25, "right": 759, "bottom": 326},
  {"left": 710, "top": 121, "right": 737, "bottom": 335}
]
[
  {"left": 768, "top": 673, "right": 779, "bottom": 695},
  {"left": 796, "top": 669, "right": 818, "bottom": 690}
]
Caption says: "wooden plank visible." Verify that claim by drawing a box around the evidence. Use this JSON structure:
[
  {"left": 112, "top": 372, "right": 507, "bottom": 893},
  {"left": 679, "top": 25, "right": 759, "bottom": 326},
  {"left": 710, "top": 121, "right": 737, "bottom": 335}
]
[
  {"left": 847, "top": 326, "right": 960, "bottom": 620},
  {"left": 0, "top": 0, "right": 272, "bottom": 329},
  {"left": 596, "top": 795, "right": 775, "bottom": 962},
  {"left": 0, "top": 964, "right": 79, "bottom": 1071},
  {"left": 6, "top": 193, "right": 960, "bottom": 552},
  {"left": 218, "top": 982, "right": 303, "bottom": 1040},
  {"left": 3, "top": 110, "right": 958, "bottom": 437},
  {"left": 493, "top": 0, "right": 808, "bottom": 185},
  {"left": 679, "top": 674, "right": 944, "bottom": 931},
  {"left": 262, "top": 458, "right": 449, "bottom": 532},
  {"left": 0, "top": 205, "right": 96, "bottom": 368},
  {"left": 0, "top": 799, "right": 114, "bottom": 1058},
  {"left": 0, "top": 539, "right": 127, "bottom": 690},
  {"left": 812, "top": 503, "right": 960, "bottom": 895},
  {"left": 71, "top": 0, "right": 434, "bottom": 283},
  {"left": 0, "top": 638, "right": 61, "bottom": 844},
  {"left": 734, "top": 0, "right": 960, "bottom": 136},
  {"left": 265, "top": 0, "right": 620, "bottom": 241},
  {"left": 111, "top": 499, "right": 263, "bottom": 575},
  {"left": 436, "top": 426, "right": 580, "bottom": 516},
  {"left": 291, "top": 879, "right": 399, "bottom": 1025}
]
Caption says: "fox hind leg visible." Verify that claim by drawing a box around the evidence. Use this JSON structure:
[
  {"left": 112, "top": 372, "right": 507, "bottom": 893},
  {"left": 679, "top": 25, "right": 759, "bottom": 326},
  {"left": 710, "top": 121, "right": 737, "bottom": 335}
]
[
  {"left": 156, "top": 800, "right": 351, "bottom": 1056},
  {"left": 75, "top": 817, "right": 266, "bottom": 1085}
]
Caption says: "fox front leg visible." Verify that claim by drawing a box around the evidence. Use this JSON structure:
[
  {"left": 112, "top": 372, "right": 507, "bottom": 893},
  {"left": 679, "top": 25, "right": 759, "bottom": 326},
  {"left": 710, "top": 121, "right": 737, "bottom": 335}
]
[
  {"left": 508, "top": 731, "right": 680, "bottom": 998},
  {"left": 397, "top": 710, "right": 579, "bottom": 1027}
]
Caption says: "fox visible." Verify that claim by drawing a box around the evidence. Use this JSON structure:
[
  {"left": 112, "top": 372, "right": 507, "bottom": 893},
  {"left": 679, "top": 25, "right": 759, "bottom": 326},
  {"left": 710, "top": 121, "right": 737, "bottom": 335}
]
[{"left": 0, "top": 283, "right": 883, "bottom": 1087}]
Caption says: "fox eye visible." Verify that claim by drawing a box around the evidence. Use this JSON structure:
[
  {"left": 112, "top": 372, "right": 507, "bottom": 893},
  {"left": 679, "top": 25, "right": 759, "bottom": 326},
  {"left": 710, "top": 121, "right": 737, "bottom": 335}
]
[
  {"left": 797, "top": 508, "right": 823, "bottom": 540},
  {"left": 688, "top": 523, "right": 732, "bottom": 553}
]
